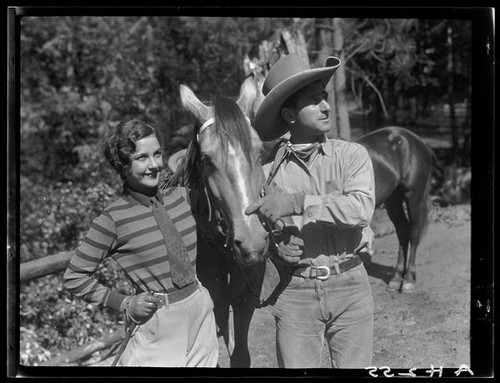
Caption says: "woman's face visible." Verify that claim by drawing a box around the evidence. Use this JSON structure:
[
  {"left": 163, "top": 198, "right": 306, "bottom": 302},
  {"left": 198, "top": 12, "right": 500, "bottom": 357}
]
[{"left": 126, "top": 134, "right": 164, "bottom": 193}]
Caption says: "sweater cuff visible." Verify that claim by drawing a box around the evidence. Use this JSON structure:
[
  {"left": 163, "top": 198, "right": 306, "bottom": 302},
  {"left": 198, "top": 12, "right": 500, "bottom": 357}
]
[{"left": 105, "top": 291, "right": 127, "bottom": 312}]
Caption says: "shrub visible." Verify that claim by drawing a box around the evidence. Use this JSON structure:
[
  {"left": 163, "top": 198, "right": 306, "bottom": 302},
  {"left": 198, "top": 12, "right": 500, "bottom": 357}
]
[{"left": 19, "top": 173, "right": 132, "bottom": 365}]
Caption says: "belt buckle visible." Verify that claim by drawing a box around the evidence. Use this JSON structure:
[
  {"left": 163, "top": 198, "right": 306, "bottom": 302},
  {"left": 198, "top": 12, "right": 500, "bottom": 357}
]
[{"left": 315, "top": 265, "right": 331, "bottom": 280}]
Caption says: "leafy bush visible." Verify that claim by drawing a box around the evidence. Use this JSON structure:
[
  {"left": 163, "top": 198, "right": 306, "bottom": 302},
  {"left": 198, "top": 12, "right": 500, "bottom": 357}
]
[
  {"left": 20, "top": 174, "right": 120, "bottom": 262},
  {"left": 20, "top": 270, "right": 127, "bottom": 366},
  {"left": 19, "top": 172, "right": 132, "bottom": 366}
]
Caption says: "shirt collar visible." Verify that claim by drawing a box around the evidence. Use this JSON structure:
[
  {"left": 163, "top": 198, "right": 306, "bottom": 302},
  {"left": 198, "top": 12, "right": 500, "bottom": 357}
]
[
  {"left": 285, "top": 134, "right": 327, "bottom": 162},
  {"left": 123, "top": 183, "right": 162, "bottom": 207},
  {"left": 286, "top": 134, "right": 327, "bottom": 151}
]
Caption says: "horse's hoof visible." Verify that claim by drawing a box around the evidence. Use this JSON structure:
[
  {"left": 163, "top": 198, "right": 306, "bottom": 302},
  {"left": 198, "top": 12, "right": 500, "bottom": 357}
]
[
  {"left": 401, "top": 282, "right": 416, "bottom": 293},
  {"left": 386, "top": 280, "right": 401, "bottom": 292}
]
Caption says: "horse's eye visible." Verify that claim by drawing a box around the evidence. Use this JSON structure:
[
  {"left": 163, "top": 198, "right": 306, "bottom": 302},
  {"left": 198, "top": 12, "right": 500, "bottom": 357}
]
[{"left": 201, "top": 155, "right": 214, "bottom": 166}]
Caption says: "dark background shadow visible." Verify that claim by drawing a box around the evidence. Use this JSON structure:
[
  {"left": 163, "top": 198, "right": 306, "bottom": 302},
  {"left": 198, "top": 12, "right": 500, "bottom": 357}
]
[{"left": 359, "top": 253, "right": 394, "bottom": 285}]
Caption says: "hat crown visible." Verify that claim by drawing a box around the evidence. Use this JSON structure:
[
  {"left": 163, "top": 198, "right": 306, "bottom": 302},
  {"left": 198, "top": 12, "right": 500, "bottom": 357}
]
[{"left": 262, "top": 55, "right": 310, "bottom": 96}]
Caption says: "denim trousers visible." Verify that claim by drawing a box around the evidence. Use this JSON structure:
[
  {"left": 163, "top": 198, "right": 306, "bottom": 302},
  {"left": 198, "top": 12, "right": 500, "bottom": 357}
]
[
  {"left": 118, "top": 283, "right": 218, "bottom": 367},
  {"left": 272, "top": 263, "right": 374, "bottom": 368}
]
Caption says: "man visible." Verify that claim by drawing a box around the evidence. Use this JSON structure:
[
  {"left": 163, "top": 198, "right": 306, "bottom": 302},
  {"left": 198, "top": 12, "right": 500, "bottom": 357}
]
[{"left": 245, "top": 54, "right": 376, "bottom": 368}]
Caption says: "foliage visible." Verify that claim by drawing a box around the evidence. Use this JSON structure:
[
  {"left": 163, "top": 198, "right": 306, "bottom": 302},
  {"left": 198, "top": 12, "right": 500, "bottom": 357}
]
[
  {"left": 19, "top": 267, "right": 128, "bottom": 366},
  {"left": 20, "top": 174, "right": 120, "bottom": 262},
  {"left": 337, "top": 18, "right": 471, "bottom": 127},
  {"left": 19, "top": 173, "right": 131, "bottom": 366}
]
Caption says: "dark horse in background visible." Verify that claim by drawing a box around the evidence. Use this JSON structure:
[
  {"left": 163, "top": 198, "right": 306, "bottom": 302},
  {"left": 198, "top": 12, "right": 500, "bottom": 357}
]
[
  {"left": 356, "top": 126, "right": 434, "bottom": 292},
  {"left": 167, "top": 75, "right": 434, "bottom": 367}
]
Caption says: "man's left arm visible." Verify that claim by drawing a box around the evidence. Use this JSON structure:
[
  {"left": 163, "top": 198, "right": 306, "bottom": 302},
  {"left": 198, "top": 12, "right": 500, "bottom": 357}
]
[
  {"left": 246, "top": 144, "right": 375, "bottom": 229},
  {"left": 303, "top": 144, "right": 375, "bottom": 228}
]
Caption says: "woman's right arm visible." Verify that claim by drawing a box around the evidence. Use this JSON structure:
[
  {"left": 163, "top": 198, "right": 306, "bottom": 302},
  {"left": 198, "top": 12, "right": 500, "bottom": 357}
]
[{"left": 62, "top": 212, "right": 125, "bottom": 312}]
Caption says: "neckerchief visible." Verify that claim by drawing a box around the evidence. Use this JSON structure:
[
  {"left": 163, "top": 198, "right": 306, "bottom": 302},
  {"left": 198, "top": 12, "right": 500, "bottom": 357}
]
[{"left": 266, "top": 135, "right": 325, "bottom": 186}]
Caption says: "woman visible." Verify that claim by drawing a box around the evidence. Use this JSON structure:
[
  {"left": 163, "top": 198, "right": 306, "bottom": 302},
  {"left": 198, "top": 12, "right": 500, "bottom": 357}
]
[{"left": 63, "top": 119, "right": 218, "bottom": 367}]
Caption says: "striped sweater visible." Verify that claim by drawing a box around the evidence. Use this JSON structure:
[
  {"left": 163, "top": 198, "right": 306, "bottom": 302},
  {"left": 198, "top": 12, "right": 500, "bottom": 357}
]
[{"left": 63, "top": 185, "right": 197, "bottom": 312}]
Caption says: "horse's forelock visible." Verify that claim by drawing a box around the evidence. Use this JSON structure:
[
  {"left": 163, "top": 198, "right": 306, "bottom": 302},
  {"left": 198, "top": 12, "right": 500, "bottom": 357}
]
[{"left": 213, "top": 97, "right": 254, "bottom": 166}]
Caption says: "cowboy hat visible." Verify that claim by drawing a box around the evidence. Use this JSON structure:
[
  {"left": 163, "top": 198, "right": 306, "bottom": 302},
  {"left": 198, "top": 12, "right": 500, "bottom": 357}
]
[{"left": 253, "top": 54, "right": 341, "bottom": 142}]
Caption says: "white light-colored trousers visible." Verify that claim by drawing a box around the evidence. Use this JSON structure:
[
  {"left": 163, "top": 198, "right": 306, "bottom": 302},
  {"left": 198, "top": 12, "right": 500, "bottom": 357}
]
[{"left": 118, "top": 284, "right": 218, "bottom": 367}]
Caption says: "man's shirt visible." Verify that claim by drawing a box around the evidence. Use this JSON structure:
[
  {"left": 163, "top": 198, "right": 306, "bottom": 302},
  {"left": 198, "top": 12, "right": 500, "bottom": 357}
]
[{"left": 263, "top": 136, "right": 375, "bottom": 267}]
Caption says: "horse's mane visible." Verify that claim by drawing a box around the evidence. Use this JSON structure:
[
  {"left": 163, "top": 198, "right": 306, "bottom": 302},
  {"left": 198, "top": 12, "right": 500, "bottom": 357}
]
[{"left": 166, "top": 97, "right": 254, "bottom": 190}]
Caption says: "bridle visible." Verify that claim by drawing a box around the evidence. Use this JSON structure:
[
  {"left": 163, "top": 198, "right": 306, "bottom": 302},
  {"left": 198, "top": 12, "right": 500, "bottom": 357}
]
[
  {"left": 197, "top": 116, "right": 275, "bottom": 241},
  {"left": 195, "top": 117, "right": 280, "bottom": 305}
]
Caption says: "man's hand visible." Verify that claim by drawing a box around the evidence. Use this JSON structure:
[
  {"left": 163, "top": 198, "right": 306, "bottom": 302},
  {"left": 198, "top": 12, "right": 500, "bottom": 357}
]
[
  {"left": 245, "top": 191, "right": 305, "bottom": 224},
  {"left": 274, "top": 233, "right": 304, "bottom": 264}
]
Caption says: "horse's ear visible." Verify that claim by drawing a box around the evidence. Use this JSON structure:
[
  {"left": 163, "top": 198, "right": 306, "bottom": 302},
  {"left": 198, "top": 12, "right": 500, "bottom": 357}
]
[
  {"left": 236, "top": 74, "right": 259, "bottom": 120},
  {"left": 167, "top": 148, "right": 188, "bottom": 173},
  {"left": 179, "top": 82, "right": 211, "bottom": 124}
]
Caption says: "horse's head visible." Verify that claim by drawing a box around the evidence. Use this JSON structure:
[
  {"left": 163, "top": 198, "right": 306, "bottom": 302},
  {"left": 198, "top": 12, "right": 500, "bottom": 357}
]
[{"left": 178, "top": 76, "right": 269, "bottom": 266}]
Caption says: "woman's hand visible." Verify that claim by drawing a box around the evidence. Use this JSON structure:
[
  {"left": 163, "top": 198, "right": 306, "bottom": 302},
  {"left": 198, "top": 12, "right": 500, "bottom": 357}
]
[{"left": 126, "top": 292, "right": 162, "bottom": 322}]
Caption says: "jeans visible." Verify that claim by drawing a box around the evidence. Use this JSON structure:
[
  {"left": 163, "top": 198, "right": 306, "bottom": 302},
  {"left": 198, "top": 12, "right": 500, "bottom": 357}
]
[{"left": 272, "top": 263, "right": 374, "bottom": 368}]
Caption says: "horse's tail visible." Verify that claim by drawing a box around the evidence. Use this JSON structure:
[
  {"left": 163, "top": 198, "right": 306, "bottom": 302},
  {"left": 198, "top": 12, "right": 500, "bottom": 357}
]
[
  {"left": 399, "top": 127, "right": 434, "bottom": 240},
  {"left": 419, "top": 168, "right": 433, "bottom": 240},
  {"left": 416, "top": 135, "right": 435, "bottom": 241}
]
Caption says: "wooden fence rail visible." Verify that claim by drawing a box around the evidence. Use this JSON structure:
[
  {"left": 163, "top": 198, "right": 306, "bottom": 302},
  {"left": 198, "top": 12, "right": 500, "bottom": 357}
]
[
  {"left": 20, "top": 251, "right": 73, "bottom": 282},
  {"left": 39, "top": 328, "right": 125, "bottom": 366},
  {"left": 20, "top": 252, "right": 124, "bottom": 366}
]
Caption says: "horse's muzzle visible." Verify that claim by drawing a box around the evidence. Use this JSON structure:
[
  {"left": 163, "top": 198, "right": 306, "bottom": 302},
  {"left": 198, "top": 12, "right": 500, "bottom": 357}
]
[{"left": 233, "top": 234, "right": 269, "bottom": 266}]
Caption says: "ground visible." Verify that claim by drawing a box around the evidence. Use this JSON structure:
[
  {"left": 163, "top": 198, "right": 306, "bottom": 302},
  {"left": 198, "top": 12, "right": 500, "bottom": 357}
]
[{"left": 216, "top": 204, "right": 471, "bottom": 370}]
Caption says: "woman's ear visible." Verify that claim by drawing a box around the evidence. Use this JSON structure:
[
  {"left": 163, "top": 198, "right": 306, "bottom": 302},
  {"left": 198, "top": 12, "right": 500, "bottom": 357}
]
[{"left": 280, "top": 107, "right": 296, "bottom": 125}]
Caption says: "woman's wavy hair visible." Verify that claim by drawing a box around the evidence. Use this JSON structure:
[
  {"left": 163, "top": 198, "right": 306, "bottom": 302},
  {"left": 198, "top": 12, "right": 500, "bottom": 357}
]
[{"left": 104, "top": 119, "right": 163, "bottom": 179}]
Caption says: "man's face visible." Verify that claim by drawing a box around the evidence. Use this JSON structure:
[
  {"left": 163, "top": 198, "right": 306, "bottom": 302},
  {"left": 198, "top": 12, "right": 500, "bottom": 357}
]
[{"left": 285, "top": 81, "right": 331, "bottom": 142}]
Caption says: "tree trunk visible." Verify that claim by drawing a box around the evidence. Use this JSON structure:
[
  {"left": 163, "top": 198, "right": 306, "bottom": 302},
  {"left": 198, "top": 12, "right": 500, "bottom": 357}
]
[
  {"left": 447, "top": 24, "right": 458, "bottom": 164},
  {"left": 332, "top": 18, "right": 351, "bottom": 141},
  {"left": 280, "top": 29, "right": 310, "bottom": 67},
  {"left": 316, "top": 19, "right": 338, "bottom": 138}
]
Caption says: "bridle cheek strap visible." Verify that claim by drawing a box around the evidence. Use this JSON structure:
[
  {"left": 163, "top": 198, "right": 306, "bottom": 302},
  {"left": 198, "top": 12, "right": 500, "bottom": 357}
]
[
  {"left": 196, "top": 116, "right": 251, "bottom": 142},
  {"left": 196, "top": 118, "right": 215, "bottom": 142}
]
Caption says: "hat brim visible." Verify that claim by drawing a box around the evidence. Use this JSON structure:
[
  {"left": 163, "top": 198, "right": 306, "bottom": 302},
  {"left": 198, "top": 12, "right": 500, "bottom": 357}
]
[{"left": 254, "top": 57, "right": 341, "bottom": 142}]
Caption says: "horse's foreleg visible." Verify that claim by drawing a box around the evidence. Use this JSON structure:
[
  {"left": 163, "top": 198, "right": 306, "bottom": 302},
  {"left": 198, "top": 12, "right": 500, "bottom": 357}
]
[
  {"left": 230, "top": 297, "right": 255, "bottom": 368},
  {"left": 385, "top": 192, "right": 410, "bottom": 292},
  {"left": 227, "top": 262, "right": 263, "bottom": 368}
]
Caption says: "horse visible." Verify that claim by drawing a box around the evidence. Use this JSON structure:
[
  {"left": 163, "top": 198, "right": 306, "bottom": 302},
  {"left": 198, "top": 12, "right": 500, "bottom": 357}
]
[
  {"left": 356, "top": 126, "right": 434, "bottom": 293},
  {"left": 165, "top": 75, "right": 270, "bottom": 367}
]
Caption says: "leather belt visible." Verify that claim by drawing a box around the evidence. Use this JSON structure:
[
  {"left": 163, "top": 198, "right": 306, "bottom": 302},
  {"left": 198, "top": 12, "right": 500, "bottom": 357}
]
[
  {"left": 291, "top": 255, "right": 362, "bottom": 280},
  {"left": 144, "top": 280, "right": 199, "bottom": 308}
]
